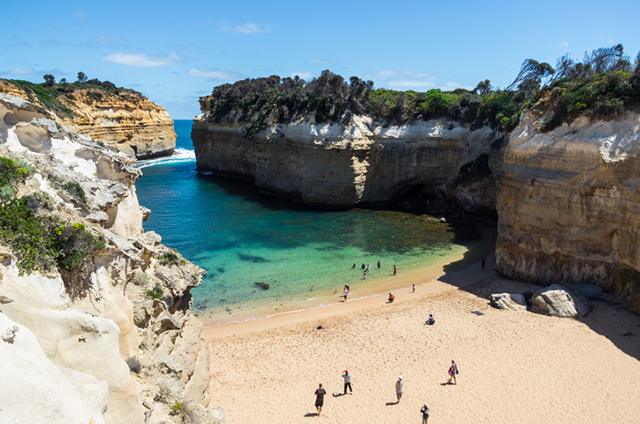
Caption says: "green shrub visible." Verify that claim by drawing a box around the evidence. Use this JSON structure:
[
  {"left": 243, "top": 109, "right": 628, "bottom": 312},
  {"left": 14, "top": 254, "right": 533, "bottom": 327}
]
[
  {"left": 158, "top": 249, "right": 185, "bottom": 266},
  {"left": 0, "top": 197, "right": 59, "bottom": 275},
  {"left": 54, "top": 222, "right": 105, "bottom": 272},
  {"left": 26, "top": 190, "right": 54, "bottom": 211},
  {"left": 145, "top": 285, "right": 163, "bottom": 301},
  {"left": 61, "top": 181, "right": 88, "bottom": 206}
]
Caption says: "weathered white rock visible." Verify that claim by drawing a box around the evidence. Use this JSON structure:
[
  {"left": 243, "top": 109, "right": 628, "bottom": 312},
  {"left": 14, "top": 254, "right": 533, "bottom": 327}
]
[
  {"left": 0, "top": 313, "right": 108, "bottom": 424},
  {"left": 490, "top": 293, "right": 527, "bottom": 311},
  {"left": 531, "top": 284, "right": 592, "bottom": 318}
]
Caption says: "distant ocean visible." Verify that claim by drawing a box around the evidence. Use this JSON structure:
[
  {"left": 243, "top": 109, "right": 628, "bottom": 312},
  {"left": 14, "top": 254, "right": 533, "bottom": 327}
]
[{"left": 134, "top": 120, "right": 490, "bottom": 325}]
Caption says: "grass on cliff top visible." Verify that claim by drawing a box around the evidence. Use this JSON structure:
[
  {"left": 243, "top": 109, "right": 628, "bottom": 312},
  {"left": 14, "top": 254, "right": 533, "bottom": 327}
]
[
  {"left": 205, "top": 44, "right": 640, "bottom": 138},
  {"left": 205, "top": 72, "right": 527, "bottom": 138},
  {"left": 0, "top": 156, "right": 105, "bottom": 276},
  {"left": 7, "top": 78, "right": 144, "bottom": 118}
]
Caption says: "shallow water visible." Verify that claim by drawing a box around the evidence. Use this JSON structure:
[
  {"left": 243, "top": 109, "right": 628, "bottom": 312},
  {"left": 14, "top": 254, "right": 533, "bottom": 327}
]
[{"left": 135, "top": 120, "right": 490, "bottom": 324}]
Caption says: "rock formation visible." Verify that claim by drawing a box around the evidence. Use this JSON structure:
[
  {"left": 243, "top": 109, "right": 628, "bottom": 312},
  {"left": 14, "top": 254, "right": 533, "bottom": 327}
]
[
  {"left": 496, "top": 108, "right": 640, "bottom": 314},
  {"left": 0, "top": 93, "right": 223, "bottom": 424},
  {"left": 0, "top": 79, "right": 176, "bottom": 160},
  {"left": 192, "top": 110, "right": 502, "bottom": 211},
  {"left": 530, "top": 284, "right": 592, "bottom": 318}
]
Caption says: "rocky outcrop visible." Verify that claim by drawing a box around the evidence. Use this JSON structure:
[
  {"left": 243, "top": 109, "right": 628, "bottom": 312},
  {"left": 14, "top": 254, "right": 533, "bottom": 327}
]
[
  {"left": 0, "top": 79, "right": 176, "bottom": 160},
  {"left": 192, "top": 111, "right": 502, "bottom": 211},
  {"left": 530, "top": 284, "right": 592, "bottom": 318},
  {"left": 496, "top": 109, "right": 640, "bottom": 313},
  {"left": 490, "top": 293, "right": 527, "bottom": 311},
  {"left": 0, "top": 93, "right": 221, "bottom": 424}
]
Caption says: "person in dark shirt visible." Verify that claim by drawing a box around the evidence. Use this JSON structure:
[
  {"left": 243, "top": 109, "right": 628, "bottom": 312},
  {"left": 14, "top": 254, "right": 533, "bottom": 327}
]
[
  {"left": 421, "top": 405, "right": 430, "bottom": 423},
  {"left": 314, "top": 383, "right": 326, "bottom": 416}
]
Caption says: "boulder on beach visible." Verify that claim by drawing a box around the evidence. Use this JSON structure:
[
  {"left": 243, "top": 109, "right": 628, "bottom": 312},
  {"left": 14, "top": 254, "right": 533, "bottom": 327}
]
[
  {"left": 490, "top": 293, "right": 527, "bottom": 311},
  {"left": 531, "top": 284, "right": 592, "bottom": 318}
]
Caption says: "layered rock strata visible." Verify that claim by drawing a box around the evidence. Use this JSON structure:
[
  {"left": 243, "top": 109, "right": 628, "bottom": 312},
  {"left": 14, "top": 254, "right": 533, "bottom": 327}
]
[
  {"left": 192, "top": 112, "right": 501, "bottom": 211},
  {"left": 0, "top": 79, "right": 176, "bottom": 160},
  {"left": 496, "top": 109, "right": 640, "bottom": 313},
  {"left": 0, "top": 93, "right": 223, "bottom": 424}
]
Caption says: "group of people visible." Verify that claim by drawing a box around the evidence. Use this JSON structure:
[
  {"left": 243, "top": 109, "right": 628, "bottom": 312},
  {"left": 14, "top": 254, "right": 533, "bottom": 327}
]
[
  {"left": 351, "top": 261, "right": 396, "bottom": 280},
  {"left": 314, "top": 361, "right": 458, "bottom": 420}
]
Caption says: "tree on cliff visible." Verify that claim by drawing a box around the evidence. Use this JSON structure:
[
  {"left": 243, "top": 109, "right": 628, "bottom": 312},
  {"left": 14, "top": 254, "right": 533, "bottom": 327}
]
[
  {"left": 43, "top": 74, "right": 55, "bottom": 87},
  {"left": 474, "top": 80, "right": 492, "bottom": 95},
  {"left": 77, "top": 72, "right": 87, "bottom": 83}
]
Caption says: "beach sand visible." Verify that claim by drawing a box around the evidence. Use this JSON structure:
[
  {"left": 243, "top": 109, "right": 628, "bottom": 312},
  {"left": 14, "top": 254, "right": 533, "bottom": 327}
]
[{"left": 204, "top": 256, "right": 640, "bottom": 423}]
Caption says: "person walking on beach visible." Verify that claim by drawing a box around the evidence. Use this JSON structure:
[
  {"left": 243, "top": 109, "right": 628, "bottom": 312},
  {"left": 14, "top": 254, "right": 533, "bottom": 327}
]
[
  {"left": 481, "top": 258, "right": 486, "bottom": 270},
  {"left": 448, "top": 360, "right": 458, "bottom": 385},
  {"left": 412, "top": 284, "right": 416, "bottom": 293},
  {"left": 314, "top": 383, "right": 326, "bottom": 416},
  {"left": 395, "top": 376, "right": 403, "bottom": 403},
  {"left": 393, "top": 265, "right": 397, "bottom": 276},
  {"left": 420, "top": 405, "right": 430, "bottom": 423},
  {"left": 343, "top": 286, "right": 349, "bottom": 301},
  {"left": 342, "top": 370, "right": 352, "bottom": 394}
]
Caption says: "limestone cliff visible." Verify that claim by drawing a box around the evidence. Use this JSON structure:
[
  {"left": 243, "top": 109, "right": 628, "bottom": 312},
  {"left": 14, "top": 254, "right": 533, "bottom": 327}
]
[
  {"left": 495, "top": 108, "right": 640, "bottom": 313},
  {"left": 0, "top": 79, "right": 176, "bottom": 160},
  {"left": 192, "top": 110, "right": 501, "bottom": 211},
  {"left": 0, "top": 93, "right": 224, "bottom": 424}
]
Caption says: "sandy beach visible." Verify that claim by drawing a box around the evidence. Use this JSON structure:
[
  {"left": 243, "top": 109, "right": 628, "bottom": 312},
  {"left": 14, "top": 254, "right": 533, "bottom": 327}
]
[{"left": 204, "top": 256, "right": 640, "bottom": 424}]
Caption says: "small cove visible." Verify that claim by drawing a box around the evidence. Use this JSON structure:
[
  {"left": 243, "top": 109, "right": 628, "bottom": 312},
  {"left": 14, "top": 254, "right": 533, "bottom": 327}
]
[{"left": 135, "top": 120, "right": 494, "bottom": 325}]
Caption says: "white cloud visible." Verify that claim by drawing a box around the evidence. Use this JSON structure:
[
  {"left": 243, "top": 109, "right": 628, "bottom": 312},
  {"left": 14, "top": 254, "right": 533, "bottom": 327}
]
[
  {"left": 103, "top": 53, "right": 184, "bottom": 67},
  {"left": 402, "top": 71, "right": 434, "bottom": 79},
  {"left": 73, "top": 10, "right": 87, "bottom": 19},
  {"left": 6, "top": 67, "right": 34, "bottom": 75},
  {"left": 221, "top": 22, "right": 270, "bottom": 34},
  {"left": 291, "top": 71, "right": 315, "bottom": 80},
  {"left": 388, "top": 80, "right": 436, "bottom": 88},
  {"left": 189, "top": 69, "right": 243, "bottom": 80}
]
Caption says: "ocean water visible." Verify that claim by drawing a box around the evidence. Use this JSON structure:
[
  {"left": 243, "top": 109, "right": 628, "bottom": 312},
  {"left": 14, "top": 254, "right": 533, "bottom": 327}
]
[{"left": 135, "top": 120, "right": 490, "bottom": 325}]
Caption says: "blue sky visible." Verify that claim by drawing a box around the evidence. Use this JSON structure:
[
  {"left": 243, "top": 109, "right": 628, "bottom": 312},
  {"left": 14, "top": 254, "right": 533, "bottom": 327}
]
[{"left": 2, "top": 0, "right": 639, "bottom": 119}]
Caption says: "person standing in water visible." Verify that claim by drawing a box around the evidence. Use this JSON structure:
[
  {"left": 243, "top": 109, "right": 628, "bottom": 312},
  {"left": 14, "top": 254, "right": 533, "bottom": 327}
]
[
  {"left": 393, "top": 265, "right": 397, "bottom": 276},
  {"left": 377, "top": 260, "right": 381, "bottom": 268}
]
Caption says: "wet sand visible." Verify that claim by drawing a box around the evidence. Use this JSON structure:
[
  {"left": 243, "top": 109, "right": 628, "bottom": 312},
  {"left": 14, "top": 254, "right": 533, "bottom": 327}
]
[{"left": 204, "top": 255, "right": 640, "bottom": 424}]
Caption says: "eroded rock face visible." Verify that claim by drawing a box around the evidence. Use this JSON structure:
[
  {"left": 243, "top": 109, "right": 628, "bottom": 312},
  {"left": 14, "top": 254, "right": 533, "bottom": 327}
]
[
  {"left": 496, "top": 109, "right": 640, "bottom": 313},
  {"left": 0, "top": 80, "right": 176, "bottom": 160},
  {"left": 0, "top": 93, "right": 215, "bottom": 423},
  {"left": 192, "top": 113, "right": 501, "bottom": 210}
]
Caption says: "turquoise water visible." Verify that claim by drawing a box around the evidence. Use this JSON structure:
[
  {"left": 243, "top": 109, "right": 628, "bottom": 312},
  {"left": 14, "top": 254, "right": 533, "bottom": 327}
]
[{"left": 135, "top": 120, "right": 487, "bottom": 324}]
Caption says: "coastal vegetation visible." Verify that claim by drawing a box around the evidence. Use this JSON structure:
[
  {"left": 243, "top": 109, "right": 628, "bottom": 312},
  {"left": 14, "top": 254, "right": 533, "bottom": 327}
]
[
  {"left": 5, "top": 71, "right": 143, "bottom": 118},
  {"left": 203, "top": 45, "right": 640, "bottom": 138},
  {"left": 0, "top": 156, "right": 104, "bottom": 276}
]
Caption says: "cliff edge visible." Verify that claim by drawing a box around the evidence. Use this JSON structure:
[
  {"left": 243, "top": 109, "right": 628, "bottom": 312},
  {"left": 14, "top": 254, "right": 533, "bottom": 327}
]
[
  {"left": 496, "top": 107, "right": 640, "bottom": 313},
  {"left": 0, "top": 93, "right": 224, "bottom": 424},
  {"left": 0, "top": 79, "right": 176, "bottom": 160},
  {"left": 193, "top": 112, "right": 502, "bottom": 212}
]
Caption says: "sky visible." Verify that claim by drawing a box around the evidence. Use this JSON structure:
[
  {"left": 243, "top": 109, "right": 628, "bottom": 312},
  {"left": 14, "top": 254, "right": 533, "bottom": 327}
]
[{"left": 2, "top": 0, "right": 639, "bottom": 119}]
